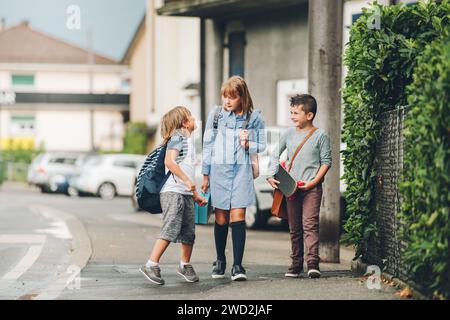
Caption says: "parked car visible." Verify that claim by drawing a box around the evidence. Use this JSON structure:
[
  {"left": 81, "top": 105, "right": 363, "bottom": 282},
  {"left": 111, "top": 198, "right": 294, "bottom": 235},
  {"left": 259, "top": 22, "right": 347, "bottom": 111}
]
[
  {"left": 72, "top": 154, "right": 146, "bottom": 200},
  {"left": 27, "top": 152, "right": 82, "bottom": 193}
]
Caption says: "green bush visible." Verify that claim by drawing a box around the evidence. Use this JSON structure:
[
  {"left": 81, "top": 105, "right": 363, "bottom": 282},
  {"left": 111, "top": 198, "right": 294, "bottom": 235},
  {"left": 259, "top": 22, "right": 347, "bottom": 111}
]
[
  {"left": 400, "top": 31, "right": 450, "bottom": 299},
  {"left": 122, "top": 122, "right": 149, "bottom": 155},
  {"left": 0, "top": 147, "right": 42, "bottom": 164},
  {"left": 342, "top": 0, "right": 449, "bottom": 297}
]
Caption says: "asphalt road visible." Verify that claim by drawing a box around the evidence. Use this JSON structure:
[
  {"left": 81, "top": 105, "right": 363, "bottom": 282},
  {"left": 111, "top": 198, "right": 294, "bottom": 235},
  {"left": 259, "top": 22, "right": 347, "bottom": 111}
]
[{"left": 0, "top": 182, "right": 400, "bottom": 300}]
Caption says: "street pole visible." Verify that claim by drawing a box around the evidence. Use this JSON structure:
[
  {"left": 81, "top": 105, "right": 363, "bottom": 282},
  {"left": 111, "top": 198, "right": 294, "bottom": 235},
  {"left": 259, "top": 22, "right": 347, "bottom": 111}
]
[
  {"left": 87, "top": 26, "right": 95, "bottom": 152},
  {"left": 308, "top": 0, "right": 343, "bottom": 263}
]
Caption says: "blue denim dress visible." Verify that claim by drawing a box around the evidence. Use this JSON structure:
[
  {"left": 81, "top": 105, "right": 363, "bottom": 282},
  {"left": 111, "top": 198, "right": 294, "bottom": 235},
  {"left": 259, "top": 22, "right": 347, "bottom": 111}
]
[{"left": 202, "top": 107, "right": 266, "bottom": 210}]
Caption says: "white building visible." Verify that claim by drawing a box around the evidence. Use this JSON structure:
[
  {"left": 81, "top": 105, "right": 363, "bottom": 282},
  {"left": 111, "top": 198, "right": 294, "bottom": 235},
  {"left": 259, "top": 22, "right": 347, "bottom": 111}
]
[
  {"left": 122, "top": 0, "right": 200, "bottom": 151},
  {"left": 0, "top": 21, "right": 129, "bottom": 152}
]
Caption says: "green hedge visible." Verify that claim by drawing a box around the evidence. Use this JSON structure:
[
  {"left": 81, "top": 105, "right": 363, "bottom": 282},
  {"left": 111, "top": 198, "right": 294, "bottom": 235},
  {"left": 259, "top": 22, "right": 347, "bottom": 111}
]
[
  {"left": 342, "top": 1, "right": 449, "bottom": 298},
  {"left": 400, "top": 31, "right": 450, "bottom": 299},
  {"left": 122, "top": 122, "right": 149, "bottom": 155}
]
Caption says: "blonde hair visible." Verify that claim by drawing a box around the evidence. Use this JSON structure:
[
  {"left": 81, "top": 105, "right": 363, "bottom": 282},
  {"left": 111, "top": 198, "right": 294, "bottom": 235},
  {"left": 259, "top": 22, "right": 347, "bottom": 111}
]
[
  {"left": 221, "top": 76, "right": 254, "bottom": 114},
  {"left": 160, "top": 106, "right": 191, "bottom": 145}
]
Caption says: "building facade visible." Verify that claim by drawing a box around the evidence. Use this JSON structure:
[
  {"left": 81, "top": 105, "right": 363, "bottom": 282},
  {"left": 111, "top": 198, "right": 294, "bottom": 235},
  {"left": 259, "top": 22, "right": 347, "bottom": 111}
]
[
  {"left": 123, "top": 0, "right": 200, "bottom": 150},
  {"left": 0, "top": 22, "right": 129, "bottom": 152}
]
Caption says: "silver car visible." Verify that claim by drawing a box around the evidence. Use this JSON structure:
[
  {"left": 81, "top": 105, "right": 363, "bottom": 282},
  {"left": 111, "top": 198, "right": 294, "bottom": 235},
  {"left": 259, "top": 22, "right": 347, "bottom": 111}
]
[{"left": 27, "top": 152, "right": 81, "bottom": 193}]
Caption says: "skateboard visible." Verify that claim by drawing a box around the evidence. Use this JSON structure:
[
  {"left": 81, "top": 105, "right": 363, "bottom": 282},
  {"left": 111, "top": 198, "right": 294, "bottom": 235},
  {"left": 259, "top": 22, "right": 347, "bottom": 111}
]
[{"left": 274, "top": 164, "right": 297, "bottom": 197}]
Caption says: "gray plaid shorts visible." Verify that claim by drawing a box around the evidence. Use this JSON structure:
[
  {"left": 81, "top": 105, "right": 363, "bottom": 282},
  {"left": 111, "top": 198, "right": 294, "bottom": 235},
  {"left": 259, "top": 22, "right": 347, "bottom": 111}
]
[{"left": 159, "top": 192, "right": 195, "bottom": 245}]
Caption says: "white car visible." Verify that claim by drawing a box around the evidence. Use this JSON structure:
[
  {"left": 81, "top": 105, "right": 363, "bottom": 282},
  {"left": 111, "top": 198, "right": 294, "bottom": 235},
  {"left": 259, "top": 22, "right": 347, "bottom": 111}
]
[{"left": 73, "top": 154, "right": 146, "bottom": 200}]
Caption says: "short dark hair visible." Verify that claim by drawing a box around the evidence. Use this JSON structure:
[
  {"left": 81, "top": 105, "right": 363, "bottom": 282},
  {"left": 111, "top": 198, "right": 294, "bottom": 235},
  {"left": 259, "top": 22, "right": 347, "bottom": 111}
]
[{"left": 290, "top": 94, "right": 317, "bottom": 119}]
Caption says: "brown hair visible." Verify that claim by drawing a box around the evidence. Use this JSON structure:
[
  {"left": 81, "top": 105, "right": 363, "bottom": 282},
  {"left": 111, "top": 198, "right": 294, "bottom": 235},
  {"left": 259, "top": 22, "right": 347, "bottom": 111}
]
[
  {"left": 220, "top": 76, "right": 254, "bottom": 114},
  {"left": 290, "top": 94, "right": 317, "bottom": 120},
  {"left": 160, "top": 106, "right": 191, "bottom": 144}
]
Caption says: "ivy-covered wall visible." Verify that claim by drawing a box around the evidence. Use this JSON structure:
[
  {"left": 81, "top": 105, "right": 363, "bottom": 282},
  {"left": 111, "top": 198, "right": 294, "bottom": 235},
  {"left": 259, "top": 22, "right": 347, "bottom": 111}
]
[
  {"left": 400, "top": 31, "right": 450, "bottom": 299},
  {"left": 342, "top": 1, "right": 449, "bottom": 299}
]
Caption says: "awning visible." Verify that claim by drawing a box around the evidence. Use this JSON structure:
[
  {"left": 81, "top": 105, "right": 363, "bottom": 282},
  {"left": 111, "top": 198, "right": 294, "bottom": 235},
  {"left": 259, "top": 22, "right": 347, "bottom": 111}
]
[{"left": 157, "top": 0, "right": 308, "bottom": 18}]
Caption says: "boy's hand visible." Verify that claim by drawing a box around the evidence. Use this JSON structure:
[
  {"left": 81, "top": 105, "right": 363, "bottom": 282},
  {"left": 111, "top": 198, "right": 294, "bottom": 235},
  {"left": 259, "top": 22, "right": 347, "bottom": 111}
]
[
  {"left": 297, "top": 180, "right": 316, "bottom": 191},
  {"left": 267, "top": 177, "right": 280, "bottom": 189},
  {"left": 185, "top": 179, "right": 196, "bottom": 192},
  {"left": 201, "top": 175, "right": 209, "bottom": 193}
]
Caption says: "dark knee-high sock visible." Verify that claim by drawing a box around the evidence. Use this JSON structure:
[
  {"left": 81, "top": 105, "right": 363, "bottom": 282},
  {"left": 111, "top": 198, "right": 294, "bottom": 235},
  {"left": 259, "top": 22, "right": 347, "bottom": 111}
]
[
  {"left": 231, "top": 221, "right": 246, "bottom": 267},
  {"left": 214, "top": 222, "right": 229, "bottom": 262}
]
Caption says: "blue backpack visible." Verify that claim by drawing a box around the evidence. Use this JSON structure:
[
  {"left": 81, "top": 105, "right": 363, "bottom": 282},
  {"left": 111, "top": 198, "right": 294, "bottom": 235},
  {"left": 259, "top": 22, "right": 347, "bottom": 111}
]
[{"left": 135, "top": 144, "right": 171, "bottom": 214}]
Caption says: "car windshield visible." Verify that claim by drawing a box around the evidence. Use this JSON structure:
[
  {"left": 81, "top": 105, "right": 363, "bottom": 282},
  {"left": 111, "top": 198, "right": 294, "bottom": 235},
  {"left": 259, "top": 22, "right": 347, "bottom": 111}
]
[{"left": 82, "top": 155, "right": 102, "bottom": 168}]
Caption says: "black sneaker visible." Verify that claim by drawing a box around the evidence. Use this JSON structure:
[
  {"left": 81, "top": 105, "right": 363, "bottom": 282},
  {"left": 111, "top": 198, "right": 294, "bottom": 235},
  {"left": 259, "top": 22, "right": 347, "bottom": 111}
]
[
  {"left": 307, "top": 266, "right": 321, "bottom": 279},
  {"left": 231, "top": 265, "right": 247, "bottom": 281},
  {"left": 212, "top": 260, "right": 226, "bottom": 279},
  {"left": 285, "top": 265, "right": 304, "bottom": 278},
  {"left": 139, "top": 265, "right": 165, "bottom": 285}
]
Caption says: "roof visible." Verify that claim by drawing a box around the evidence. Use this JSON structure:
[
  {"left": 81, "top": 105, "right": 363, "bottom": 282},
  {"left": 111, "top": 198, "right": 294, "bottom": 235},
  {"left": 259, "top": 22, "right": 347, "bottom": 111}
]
[
  {"left": 0, "top": 22, "right": 117, "bottom": 65},
  {"left": 121, "top": 14, "right": 146, "bottom": 64}
]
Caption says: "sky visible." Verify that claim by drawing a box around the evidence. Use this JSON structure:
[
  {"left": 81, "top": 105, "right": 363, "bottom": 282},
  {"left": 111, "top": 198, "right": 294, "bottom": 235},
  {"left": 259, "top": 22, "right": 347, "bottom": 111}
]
[{"left": 0, "top": 0, "right": 147, "bottom": 61}]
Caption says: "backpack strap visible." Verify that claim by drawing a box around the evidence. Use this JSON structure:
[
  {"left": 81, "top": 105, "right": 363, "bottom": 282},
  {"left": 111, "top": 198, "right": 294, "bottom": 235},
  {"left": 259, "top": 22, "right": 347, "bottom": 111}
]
[
  {"left": 242, "top": 112, "right": 251, "bottom": 130},
  {"left": 212, "top": 106, "right": 221, "bottom": 133},
  {"left": 287, "top": 127, "right": 318, "bottom": 173}
]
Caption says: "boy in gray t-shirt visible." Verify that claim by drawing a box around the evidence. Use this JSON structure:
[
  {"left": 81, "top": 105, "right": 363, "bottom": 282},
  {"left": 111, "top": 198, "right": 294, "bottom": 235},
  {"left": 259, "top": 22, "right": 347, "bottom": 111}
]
[{"left": 267, "top": 94, "right": 331, "bottom": 279}]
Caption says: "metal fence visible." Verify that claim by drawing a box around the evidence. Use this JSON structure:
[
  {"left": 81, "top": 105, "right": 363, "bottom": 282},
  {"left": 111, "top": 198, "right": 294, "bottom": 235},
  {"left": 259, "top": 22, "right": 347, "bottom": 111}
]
[
  {"left": 0, "top": 161, "right": 29, "bottom": 183},
  {"left": 368, "top": 105, "right": 409, "bottom": 281}
]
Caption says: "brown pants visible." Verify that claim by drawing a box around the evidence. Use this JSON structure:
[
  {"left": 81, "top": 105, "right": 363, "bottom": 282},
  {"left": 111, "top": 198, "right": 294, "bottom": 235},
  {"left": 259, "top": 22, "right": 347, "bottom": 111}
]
[{"left": 286, "top": 185, "right": 322, "bottom": 269}]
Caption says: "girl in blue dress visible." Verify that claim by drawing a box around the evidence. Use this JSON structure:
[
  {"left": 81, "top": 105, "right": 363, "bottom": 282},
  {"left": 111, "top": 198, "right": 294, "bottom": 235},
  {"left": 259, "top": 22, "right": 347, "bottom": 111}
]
[{"left": 201, "top": 76, "right": 266, "bottom": 281}]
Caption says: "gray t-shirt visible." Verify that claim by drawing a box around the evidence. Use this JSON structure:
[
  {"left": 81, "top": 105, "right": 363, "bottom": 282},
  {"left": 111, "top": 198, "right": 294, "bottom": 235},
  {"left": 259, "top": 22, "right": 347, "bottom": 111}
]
[
  {"left": 160, "top": 130, "right": 196, "bottom": 196},
  {"left": 267, "top": 127, "right": 332, "bottom": 183}
]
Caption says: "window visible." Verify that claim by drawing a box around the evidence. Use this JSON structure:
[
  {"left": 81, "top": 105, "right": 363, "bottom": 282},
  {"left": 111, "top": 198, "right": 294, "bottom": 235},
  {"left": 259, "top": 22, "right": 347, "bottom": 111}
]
[
  {"left": 352, "top": 13, "right": 363, "bottom": 24},
  {"left": 113, "top": 160, "right": 137, "bottom": 169},
  {"left": 48, "top": 157, "right": 77, "bottom": 165},
  {"left": 228, "top": 32, "right": 246, "bottom": 78},
  {"left": 9, "top": 115, "right": 36, "bottom": 137},
  {"left": 11, "top": 74, "right": 35, "bottom": 87}
]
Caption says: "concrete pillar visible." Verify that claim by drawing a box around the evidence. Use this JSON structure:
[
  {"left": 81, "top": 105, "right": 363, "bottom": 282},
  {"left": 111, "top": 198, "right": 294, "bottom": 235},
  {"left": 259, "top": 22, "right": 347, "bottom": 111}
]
[
  {"left": 308, "top": 0, "right": 343, "bottom": 263},
  {"left": 201, "top": 19, "right": 224, "bottom": 133}
]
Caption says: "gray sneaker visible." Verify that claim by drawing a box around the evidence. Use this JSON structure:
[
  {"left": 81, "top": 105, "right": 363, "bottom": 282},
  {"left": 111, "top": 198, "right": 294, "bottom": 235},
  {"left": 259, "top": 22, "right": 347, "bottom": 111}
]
[
  {"left": 139, "top": 265, "right": 165, "bottom": 285},
  {"left": 177, "top": 264, "right": 199, "bottom": 283}
]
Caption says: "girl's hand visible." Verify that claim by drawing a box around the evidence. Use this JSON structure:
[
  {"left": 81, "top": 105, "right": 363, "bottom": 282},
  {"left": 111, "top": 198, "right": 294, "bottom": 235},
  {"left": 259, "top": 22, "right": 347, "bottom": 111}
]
[
  {"left": 193, "top": 192, "right": 208, "bottom": 207},
  {"left": 297, "top": 180, "right": 316, "bottom": 191},
  {"left": 201, "top": 175, "right": 209, "bottom": 193},
  {"left": 239, "top": 129, "right": 249, "bottom": 149},
  {"left": 267, "top": 177, "right": 280, "bottom": 189}
]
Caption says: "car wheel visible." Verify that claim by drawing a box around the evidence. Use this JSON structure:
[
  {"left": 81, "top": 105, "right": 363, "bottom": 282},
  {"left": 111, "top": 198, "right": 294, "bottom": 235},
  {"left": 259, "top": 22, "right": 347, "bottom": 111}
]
[
  {"left": 40, "top": 185, "right": 51, "bottom": 193},
  {"left": 98, "top": 182, "right": 116, "bottom": 200},
  {"left": 67, "top": 186, "right": 79, "bottom": 197}
]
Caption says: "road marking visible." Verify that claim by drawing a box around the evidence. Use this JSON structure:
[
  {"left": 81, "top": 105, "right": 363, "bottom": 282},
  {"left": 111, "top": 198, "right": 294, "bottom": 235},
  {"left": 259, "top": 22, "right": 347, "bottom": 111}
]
[
  {"left": 0, "top": 234, "right": 46, "bottom": 244},
  {"left": 2, "top": 244, "right": 44, "bottom": 281},
  {"left": 28, "top": 205, "right": 91, "bottom": 300},
  {"left": 35, "top": 220, "right": 72, "bottom": 240}
]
